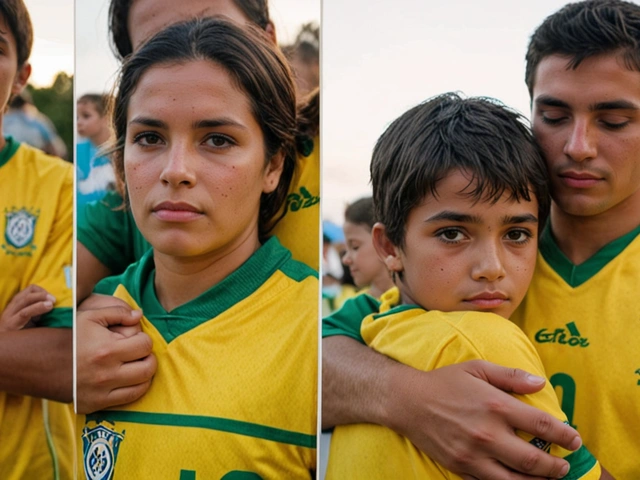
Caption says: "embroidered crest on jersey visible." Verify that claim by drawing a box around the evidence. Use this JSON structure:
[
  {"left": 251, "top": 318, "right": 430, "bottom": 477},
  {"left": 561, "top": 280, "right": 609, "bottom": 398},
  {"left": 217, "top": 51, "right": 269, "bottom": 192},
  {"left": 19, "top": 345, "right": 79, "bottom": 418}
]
[
  {"left": 3, "top": 207, "right": 38, "bottom": 254},
  {"left": 534, "top": 321, "right": 589, "bottom": 347},
  {"left": 286, "top": 186, "right": 319, "bottom": 212},
  {"left": 82, "top": 423, "right": 125, "bottom": 480},
  {"left": 635, "top": 368, "right": 640, "bottom": 386}
]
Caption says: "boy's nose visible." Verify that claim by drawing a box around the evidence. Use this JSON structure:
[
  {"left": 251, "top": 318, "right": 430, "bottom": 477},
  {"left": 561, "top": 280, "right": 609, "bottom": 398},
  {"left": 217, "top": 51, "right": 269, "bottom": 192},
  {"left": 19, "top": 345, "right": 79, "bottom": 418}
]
[{"left": 471, "top": 242, "right": 506, "bottom": 282}]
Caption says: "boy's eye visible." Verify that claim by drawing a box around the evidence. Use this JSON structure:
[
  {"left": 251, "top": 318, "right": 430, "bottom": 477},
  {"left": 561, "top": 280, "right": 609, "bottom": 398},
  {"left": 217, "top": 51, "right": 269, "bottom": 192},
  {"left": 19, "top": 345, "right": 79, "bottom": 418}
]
[
  {"left": 436, "top": 228, "right": 465, "bottom": 243},
  {"left": 505, "top": 229, "right": 532, "bottom": 244}
]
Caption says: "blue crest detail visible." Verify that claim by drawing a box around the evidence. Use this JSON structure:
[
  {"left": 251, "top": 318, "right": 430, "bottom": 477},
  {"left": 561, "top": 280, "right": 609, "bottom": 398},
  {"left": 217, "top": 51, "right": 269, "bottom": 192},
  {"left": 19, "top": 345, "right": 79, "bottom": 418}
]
[{"left": 82, "top": 424, "right": 125, "bottom": 480}]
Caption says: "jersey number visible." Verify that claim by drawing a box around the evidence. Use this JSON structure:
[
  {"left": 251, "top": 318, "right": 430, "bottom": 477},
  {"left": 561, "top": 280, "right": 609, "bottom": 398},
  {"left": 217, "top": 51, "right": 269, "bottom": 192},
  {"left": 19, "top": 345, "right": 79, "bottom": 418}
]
[{"left": 549, "top": 372, "right": 577, "bottom": 430}]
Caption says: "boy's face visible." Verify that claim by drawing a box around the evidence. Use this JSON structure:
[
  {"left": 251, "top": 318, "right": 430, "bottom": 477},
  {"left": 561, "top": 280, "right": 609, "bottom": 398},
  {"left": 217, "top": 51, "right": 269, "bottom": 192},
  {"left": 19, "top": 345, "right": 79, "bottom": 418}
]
[
  {"left": 77, "top": 102, "right": 106, "bottom": 141},
  {"left": 531, "top": 53, "right": 640, "bottom": 219},
  {"left": 0, "top": 14, "right": 30, "bottom": 114},
  {"left": 342, "top": 221, "right": 385, "bottom": 289},
  {"left": 376, "top": 170, "right": 539, "bottom": 319}
]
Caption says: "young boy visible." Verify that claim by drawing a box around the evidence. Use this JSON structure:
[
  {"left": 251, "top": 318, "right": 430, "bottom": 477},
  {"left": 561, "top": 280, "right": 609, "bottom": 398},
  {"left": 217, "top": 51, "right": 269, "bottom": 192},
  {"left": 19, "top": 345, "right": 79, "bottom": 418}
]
[
  {"left": 325, "top": 93, "right": 605, "bottom": 479},
  {"left": 76, "top": 93, "right": 115, "bottom": 220},
  {"left": 0, "top": 1, "right": 73, "bottom": 478}
]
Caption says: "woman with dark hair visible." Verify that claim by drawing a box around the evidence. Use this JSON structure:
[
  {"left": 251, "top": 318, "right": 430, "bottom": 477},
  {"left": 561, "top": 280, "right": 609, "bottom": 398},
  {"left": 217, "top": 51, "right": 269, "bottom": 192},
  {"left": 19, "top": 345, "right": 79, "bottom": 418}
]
[{"left": 78, "top": 18, "right": 317, "bottom": 478}]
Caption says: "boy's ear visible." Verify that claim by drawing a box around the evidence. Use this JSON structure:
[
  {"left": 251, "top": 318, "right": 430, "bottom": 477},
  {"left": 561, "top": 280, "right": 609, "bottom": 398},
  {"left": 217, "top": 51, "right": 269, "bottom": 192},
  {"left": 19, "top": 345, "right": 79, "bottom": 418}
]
[
  {"left": 11, "top": 63, "right": 31, "bottom": 95},
  {"left": 262, "top": 150, "right": 285, "bottom": 194},
  {"left": 372, "top": 222, "right": 403, "bottom": 273}
]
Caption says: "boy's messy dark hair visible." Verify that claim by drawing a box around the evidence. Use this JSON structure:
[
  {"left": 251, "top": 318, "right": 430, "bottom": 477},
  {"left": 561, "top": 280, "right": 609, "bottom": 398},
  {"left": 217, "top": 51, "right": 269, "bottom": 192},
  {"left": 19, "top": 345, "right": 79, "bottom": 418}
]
[
  {"left": 526, "top": 0, "right": 640, "bottom": 96},
  {"left": 78, "top": 93, "right": 111, "bottom": 117},
  {"left": 108, "top": 0, "right": 271, "bottom": 60},
  {"left": 0, "top": 0, "right": 33, "bottom": 67},
  {"left": 371, "top": 92, "right": 550, "bottom": 248},
  {"left": 345, "top": 197, "right": 375, "bottom": 231}
]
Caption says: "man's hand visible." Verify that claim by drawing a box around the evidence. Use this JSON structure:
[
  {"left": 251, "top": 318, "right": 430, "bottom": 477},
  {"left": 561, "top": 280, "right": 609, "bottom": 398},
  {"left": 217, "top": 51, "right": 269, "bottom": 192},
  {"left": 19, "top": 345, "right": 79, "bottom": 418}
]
[
  {"left": 0, "top": 285, "right": 55, "bottom": 331},
  {"left": 323, "top": 336, "right": 580, "bottom": 480},
  {"left": 76, "top": 298, "right": 157, "bottom": 414},
  {"left": 385, "top": 359, "right": 580, "bottom": 479}
]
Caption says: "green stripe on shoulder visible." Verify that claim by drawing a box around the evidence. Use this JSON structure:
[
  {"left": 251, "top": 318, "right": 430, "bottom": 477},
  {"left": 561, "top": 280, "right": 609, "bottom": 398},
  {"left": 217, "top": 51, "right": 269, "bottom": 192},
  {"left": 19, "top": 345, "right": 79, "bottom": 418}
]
[
  {"left": 279, "top": 258, "right": 318, "bottom": 282},
  {"left": 39, "top": 307, "right": 72, "bottom": 328},
  {"left": 0, "top": 136, "right": 20, "bottom": 169},
  {"left": 372, "top": 304, "right": 421, "bottom": 321},
  {"left": 87, "top": 410, "right": 316, "bottom": 448},
  {"left": 562, "top": 445, "right": 597, "bottom": 480}
]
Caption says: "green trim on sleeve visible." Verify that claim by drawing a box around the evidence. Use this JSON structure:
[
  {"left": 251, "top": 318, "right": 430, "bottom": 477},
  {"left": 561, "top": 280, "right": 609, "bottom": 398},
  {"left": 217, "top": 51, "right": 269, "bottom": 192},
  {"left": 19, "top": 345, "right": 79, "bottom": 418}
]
[
  {"left": 322, "top": 293, "right": 381, "bottom": 343},
  {"left": 562, "top": 445, "right": 598, "bottom": 480},
  {"left": 38, "top": 307, "right": 72, "bottom": 328},
  {"left": 540, "top": 223, "right": 640, "bottom": 287},
  {"left": 0, "top": 136, "right": 20, "bottom": 169},
  {"left": 372, "top": 304, "right": 421, "bottom": 321},
  {"left": 86, "top": 410, "right": 316, "bottom": 448},
  {"left": 77, "top": 191, "right": 151, "bottom": 275}
]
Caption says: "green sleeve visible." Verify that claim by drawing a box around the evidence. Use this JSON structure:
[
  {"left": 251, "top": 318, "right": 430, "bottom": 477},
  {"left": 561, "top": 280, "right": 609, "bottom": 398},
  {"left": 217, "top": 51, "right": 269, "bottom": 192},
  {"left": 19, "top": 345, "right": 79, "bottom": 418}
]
[
  {"left": 77, "top": 191, "right": 151, "bottom": 275},
  {"left": 322, "top": 293, "right": 381, "bottom": 343},
  {"left": 38, "top": 307, "right": 72, "bottom": 328}
]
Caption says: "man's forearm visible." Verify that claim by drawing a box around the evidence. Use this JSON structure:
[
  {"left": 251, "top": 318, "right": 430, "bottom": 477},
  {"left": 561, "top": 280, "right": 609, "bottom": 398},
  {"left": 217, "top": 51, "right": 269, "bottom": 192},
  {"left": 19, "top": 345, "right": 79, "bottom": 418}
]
[
  {"left": 322, "top": 335, "right": 399, "bottom": 429},
  {"left": 0, "top": 328, "right": 72, "bottom": 402}
]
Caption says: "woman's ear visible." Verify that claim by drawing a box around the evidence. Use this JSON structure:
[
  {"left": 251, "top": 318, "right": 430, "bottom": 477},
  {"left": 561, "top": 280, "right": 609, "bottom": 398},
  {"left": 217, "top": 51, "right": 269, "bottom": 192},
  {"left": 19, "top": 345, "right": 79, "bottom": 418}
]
[
  {"left": 262, "top": 150, "right": 285, "bottom": 194},
  {"left": 372, "top": 222, "right": 404, "bottom": 273}
]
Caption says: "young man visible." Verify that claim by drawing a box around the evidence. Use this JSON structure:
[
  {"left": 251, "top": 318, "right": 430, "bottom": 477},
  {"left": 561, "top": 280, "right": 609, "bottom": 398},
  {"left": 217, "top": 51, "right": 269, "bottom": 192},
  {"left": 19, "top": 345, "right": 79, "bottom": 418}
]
[
  {"left": 0, "top": 1, "right": 74, "bottom": 478},
  {"left": 326, "top": 93, "right": 605, "bottom": 479},
  {"left": 323, "top": 1, "right": 640, "bottom": 479}
]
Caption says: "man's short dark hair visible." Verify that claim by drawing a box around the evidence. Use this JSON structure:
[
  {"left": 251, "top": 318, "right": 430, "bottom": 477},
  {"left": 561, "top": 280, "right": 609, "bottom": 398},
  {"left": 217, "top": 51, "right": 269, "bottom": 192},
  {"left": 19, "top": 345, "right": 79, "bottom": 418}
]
[
  {"left": 0, "top": 0, "right": 33, "bottom": 67},
  {"left": 371, "top": 92, "right": 550, "bottom": 248},
  {"left": 108, "top": 0, "right": 271, "bottom": 60},
  {"left": 525, "top": 0, "right": 640, "bottom": 96}
]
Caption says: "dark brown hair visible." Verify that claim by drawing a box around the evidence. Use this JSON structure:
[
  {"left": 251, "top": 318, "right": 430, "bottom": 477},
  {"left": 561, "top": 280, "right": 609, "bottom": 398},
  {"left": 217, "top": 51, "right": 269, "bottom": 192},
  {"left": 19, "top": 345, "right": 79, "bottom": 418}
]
[
  {"left": 109, "top": 18, "right": 297, "bottom": 237},
  {"left": 371, "top": 93, "right": 550, "bottom": 248},
  {"left": 78, "top": 93, "right": 111, "bottom": 117},
  {"left": 345, "top": 197, "right": 375, "bottom": 230},
  {"left": 526, "top": 0, "right": 640, "bottom": 96},
  {"left": 0, "top": 0, "right": 32, "bottom": 67}
]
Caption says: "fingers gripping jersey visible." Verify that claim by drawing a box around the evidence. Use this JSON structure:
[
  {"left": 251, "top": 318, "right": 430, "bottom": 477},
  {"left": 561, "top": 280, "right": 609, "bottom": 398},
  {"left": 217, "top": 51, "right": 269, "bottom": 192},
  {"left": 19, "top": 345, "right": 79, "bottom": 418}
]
[
  {"left": 79, "top": 238, "right": 318, "bottom": 479},
  {"left": 0, "top": 139, "right": 74, "bottom": 480},
  {"left": 327, "top": 288, "right": 600, "bottom": 480}
]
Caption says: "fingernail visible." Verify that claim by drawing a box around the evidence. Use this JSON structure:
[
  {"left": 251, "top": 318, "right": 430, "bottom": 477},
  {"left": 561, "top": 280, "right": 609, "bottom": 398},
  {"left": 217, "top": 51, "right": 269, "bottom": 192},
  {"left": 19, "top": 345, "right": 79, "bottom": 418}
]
[
  {"left": 131, "top": 309, "right": 142, "bottom": 318},
  {"left": 46, "top": 294, "right": 56, "bottom": 303},
  {"left": 569, "top": 435, "right": 582, "bottom": 450},
  {"left": 526, "top": 373, "right": 545, "bottom": 385},
  {"left": 559, "top": 463, "right": 569, "bottom": 477},
  {"left": 43, "top": 301, "right": 53, "bottom": 308}
]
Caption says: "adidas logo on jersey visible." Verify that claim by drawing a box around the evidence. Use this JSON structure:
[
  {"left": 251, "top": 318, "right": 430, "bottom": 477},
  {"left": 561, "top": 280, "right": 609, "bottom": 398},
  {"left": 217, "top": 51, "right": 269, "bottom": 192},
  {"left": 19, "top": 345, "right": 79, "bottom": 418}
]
[{"left": 534, "top": 321, "right": 589, "bottom": 347}]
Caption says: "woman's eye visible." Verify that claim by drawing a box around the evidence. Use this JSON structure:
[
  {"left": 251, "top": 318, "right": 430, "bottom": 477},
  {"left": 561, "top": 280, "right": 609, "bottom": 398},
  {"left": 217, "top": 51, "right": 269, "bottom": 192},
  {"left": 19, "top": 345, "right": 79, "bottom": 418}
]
[
  {"left": 133, "top": 132, "right": 163, "bottom": 146},
  {"left": 205, "top": 134, "right": 234, "bottom": 148}
]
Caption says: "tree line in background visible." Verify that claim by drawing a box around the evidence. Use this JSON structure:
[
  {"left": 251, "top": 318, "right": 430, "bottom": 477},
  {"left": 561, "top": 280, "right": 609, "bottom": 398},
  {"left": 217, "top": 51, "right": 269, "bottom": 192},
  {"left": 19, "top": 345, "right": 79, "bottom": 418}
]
[{"left": 28, "top": 72, "right": 73, "bottom": 162}]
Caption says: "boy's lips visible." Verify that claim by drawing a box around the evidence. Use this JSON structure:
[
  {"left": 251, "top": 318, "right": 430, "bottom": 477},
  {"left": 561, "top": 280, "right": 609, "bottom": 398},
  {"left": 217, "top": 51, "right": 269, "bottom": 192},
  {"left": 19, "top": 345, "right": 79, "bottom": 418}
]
[
  {"left": 464, "top": 292, "right": 508, "bottom": 308},
  {"left": 152, "top": 201, "right": 203, "bottom": 222}
]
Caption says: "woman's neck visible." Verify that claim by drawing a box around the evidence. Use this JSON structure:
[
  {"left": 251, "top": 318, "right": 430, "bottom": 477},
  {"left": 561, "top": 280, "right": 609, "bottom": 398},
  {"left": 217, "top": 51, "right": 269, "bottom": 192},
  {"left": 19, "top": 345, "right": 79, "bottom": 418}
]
[{"left": 152, "top": 232, "right": 261, "bottom": 312}]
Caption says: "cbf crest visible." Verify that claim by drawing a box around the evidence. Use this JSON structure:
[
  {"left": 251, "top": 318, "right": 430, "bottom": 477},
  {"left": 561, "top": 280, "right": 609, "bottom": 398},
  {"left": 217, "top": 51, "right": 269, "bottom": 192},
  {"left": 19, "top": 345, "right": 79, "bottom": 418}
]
[
  {"left": 3, "top": 207, "right": 38, "bottom": 255},
  {"left": 82, "top": 423, "right": 125, "bottom": 480}
]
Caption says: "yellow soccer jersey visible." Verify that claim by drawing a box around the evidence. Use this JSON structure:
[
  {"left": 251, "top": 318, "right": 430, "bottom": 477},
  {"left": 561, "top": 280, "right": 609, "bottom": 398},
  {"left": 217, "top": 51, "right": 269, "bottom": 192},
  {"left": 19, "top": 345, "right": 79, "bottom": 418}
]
[
  {"left": 512, "top": 226, "right": 640, "bottom": 479},
  {"left": 0, "top": 138, "right": 74, "bottom": 480},
  {"left": 273, "top": 135, "right": 319, "bottom": 270},
  {"left": 327, "top": 288, "right": 600, "bottom": 480},
  {"left": 79, "top": 237, "right": 318, "bottom": 479}
]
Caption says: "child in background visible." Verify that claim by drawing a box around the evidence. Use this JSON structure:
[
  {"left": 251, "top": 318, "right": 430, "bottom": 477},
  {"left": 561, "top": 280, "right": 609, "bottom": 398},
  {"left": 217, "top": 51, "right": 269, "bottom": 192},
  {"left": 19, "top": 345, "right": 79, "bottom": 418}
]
[
  {"left": 342, "top": 197, "right": 393, "bottom": 299},
  {"left": 325, "top": 93, "right": 607, "bottom": 479},
  {"left": 76, "top": 93, "right": 115, "bottom": 219}
]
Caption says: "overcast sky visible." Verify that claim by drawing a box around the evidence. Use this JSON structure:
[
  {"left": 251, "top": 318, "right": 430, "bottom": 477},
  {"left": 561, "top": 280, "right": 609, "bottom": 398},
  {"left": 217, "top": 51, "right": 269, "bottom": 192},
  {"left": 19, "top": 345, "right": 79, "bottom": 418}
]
[
  {"left": 321, "top": 0, "right": 640, "bottom": 223},
  {"left": 23, "top": 0, "right": 73, "bottom": 87}
]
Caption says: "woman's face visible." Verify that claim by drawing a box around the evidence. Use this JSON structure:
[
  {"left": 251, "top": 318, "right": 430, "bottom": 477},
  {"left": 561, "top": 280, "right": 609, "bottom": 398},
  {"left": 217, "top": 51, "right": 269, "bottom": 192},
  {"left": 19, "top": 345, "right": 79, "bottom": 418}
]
[{"left": 124, "top": 59, "right": 283, "bottom": 260}]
